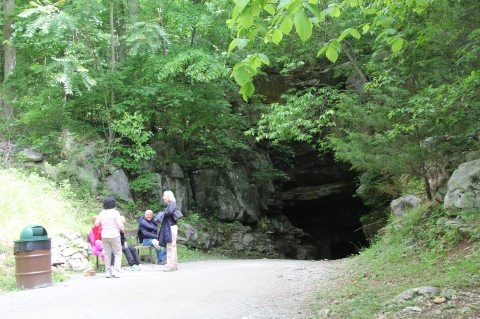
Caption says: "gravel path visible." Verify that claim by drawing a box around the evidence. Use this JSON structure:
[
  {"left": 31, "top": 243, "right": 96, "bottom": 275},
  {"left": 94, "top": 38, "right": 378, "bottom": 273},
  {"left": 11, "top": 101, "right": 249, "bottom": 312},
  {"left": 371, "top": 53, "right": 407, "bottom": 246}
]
[{"left": 0, "top": 259, "right": 337, "bottom": 319}]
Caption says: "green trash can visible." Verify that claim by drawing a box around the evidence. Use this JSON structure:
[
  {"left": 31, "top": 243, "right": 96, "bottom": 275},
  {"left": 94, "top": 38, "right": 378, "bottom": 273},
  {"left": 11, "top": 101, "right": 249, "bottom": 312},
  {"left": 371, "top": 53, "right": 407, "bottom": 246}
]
[{"left": 14, "top": 225, "right": 52, "bottom": 289}]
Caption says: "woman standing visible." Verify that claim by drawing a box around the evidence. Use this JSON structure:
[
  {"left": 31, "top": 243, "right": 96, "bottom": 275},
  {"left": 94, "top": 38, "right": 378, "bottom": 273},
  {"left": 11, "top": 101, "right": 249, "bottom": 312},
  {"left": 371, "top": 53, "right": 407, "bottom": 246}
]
[
  {"left": 158, "top": 190, "right": 179, "bottom": 272},
  {"left": 95, "top": 196, "right": 124, "bottom": 278}
]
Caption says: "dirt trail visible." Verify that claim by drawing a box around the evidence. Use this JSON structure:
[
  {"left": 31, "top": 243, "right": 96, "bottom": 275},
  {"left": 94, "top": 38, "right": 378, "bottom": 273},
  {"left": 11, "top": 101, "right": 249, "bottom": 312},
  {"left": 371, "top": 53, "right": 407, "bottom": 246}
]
[{"left": 0, "top": 259, "right": 340, "bottom": 319}]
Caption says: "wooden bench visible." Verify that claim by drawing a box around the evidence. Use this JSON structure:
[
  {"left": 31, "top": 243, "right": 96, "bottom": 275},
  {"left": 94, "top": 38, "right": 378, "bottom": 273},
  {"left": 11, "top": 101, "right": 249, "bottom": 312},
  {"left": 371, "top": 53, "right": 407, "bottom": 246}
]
[
  {"left": 124, "top": 229, "right": 158, "bottom": 264},
  {"left": 86, "top": 229, "right": 158, "bottom": 269}
]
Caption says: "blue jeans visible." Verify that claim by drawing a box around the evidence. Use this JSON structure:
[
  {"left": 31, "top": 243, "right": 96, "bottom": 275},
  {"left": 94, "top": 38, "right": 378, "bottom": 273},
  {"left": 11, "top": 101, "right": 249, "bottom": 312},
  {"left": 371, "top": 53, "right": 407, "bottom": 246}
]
[{"left": 142, "top": 238, "right": 166, "bottom": 262}]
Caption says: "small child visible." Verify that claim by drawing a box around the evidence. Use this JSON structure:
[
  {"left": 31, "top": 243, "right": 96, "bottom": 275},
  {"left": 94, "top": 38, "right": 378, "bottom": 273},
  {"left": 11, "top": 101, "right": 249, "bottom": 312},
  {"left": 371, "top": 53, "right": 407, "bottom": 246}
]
[{"left": 88, "top": 215, "right": 104, "bottom": 260}]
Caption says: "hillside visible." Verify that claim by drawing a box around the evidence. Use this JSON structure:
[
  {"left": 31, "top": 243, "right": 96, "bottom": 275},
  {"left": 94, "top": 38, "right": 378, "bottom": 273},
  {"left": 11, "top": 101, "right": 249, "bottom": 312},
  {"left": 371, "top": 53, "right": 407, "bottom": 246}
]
[{"left": 0, "top": 168, "right": 97, "bottom": 290}]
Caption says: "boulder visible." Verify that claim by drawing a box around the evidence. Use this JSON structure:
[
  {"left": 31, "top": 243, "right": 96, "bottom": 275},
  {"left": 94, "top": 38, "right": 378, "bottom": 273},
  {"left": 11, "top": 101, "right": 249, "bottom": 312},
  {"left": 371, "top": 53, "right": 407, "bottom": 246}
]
[
  {"left": 390, "top": 195, "right": 422, "bottom": 217},
  {"left": 105, "top": 169, "right": 133, "bottom": 202},
  {"left": 18, "top": 148, "right": 43, "bottom": 162},
  {"left": 192, "top": 168, "right": 262, "bottom": 224},
  {"left": 444, "top": 159, "right": 480, "bottom": 209}
]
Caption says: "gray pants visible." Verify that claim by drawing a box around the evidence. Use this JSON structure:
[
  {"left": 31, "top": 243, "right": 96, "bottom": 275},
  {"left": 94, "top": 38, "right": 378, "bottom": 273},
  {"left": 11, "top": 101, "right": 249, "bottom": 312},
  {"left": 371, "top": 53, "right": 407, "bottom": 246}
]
[{"left": 102, "top": 236, "right": 122, "bottom": 273}]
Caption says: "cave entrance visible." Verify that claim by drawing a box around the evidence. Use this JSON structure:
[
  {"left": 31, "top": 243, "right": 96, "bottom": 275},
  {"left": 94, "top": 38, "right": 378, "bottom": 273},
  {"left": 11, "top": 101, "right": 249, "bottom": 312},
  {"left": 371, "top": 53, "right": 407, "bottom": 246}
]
[{"left": 283, "top": 196, "right": 369, "bottom": 260}]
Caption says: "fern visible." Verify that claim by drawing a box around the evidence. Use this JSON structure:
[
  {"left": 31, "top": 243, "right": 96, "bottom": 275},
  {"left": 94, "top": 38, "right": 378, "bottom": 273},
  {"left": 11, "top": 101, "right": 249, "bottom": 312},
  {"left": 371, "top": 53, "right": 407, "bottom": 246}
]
[
  {"left": 158, "top": 49, "right": 227, "bottom": 83},
  {"left": 126, "top": 21, "right": 169, "bottom": 56}
]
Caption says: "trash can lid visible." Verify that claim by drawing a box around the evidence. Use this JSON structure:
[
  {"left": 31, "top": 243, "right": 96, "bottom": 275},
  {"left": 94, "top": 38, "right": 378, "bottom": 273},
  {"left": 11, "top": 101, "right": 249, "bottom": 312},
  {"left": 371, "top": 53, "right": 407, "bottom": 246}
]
[{"left": 15, "top": 224, "right": 49, "bottom": 242}]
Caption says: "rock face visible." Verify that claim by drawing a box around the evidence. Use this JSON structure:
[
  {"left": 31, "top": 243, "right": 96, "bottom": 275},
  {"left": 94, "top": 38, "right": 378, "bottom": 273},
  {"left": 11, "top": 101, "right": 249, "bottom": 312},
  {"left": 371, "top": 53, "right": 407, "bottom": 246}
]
[
  {"left": 192, "top": 168, "right": 262, "bottom": 224},
  {"left": 390, "top": 195, "right": 422, "bottom": 217},
  {"left": 191, "top": 151, "right": 276, "bottom": 226},
  {"left": 105, "top": 169, "right": 133, "bottom": 202},
  {"left": 444, "top": 159, "right": 480, "bottom": 209}
]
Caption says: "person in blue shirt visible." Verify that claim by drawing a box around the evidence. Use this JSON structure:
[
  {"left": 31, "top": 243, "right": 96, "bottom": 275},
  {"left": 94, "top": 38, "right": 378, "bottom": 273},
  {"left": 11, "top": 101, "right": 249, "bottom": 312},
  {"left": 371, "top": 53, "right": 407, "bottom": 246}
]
[{"left": 137, "top": 209, "right": 166, "bottom": 264}]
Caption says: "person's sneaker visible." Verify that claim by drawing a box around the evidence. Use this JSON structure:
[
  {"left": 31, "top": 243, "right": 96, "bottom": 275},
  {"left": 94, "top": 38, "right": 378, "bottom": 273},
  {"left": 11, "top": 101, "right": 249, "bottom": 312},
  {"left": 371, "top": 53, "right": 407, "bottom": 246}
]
[
  {"left": 137, "top": 264, "right": 142, "bottom": 270},
  {"left": 111, "top": 271, "right": 121, "bottom": 278},
  {"left": 105, "top": 270, "right": 112, "bottom": 278},
  {"left": 152, "top": 239, "right": 161, "bottom": 250},
  {"left": 130, "top": 265, "right": 136, "bottom": 271},
  {"left": 132, "top": 264, "right": 140, "bottom": 271}
]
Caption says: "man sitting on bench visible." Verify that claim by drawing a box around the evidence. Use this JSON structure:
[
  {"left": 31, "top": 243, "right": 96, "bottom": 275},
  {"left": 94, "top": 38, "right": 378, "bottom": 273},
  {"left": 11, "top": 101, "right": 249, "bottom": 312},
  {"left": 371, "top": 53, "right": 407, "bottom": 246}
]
[{"left": 138, "top": 209, "right": 166, "bottom": 264}]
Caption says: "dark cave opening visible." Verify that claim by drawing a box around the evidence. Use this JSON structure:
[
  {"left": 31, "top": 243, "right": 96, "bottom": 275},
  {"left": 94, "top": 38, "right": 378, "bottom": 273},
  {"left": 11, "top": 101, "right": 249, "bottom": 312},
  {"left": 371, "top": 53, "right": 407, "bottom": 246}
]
[
  {"left": 267, "top": 142, "right": 371, "bottom": 260},
  {"left": 283, "top": 196, "right": 369, "bottom": 260}
]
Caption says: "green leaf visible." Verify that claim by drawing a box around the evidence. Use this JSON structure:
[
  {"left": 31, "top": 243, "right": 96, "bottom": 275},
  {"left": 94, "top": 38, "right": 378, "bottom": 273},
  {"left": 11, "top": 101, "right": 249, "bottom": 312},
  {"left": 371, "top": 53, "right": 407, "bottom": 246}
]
[
  {"left": 264, "top": 4, "right": 275, "bottom": 15},
  {"left": 238, "top": 8, "right": 254, "bottom": 29},
  {"left": 350, "top": 28, "right": 361, "bottom": 39},
  {"left": 228, "top": 38, "right": 249, "bottom": 54},
  {"left": 305, "top": 3, "right": 324, "bottom": 21},
  {"left": 391, "top": 37, "right": 404, "bottom": 52},
  {"left": 279, "top": 16, "right": 293, "bottom": 34},
  {"left": 338, "top": 28, "right": 351, "bottom": 42},
  {"left": 234, "top": 0, "right": 250, "bottom": 13},
  {"left": 327, "top": 6, "right": 341, "bottom": 17},
  {"left": 239, "top": 81, "right": 255, "bottom": 100},
  {"left": 272, "top": 28, "right": 283, "bottom": 44},
  {"left": 294, "top": 10, "right": 312, "bottom": 42},
  {"left": 326, "top": 45, "right": 339, "bottom": 63},
  {"left": 233, "top": 66, "right": 250, "bottom": 85},
  {"left": 362, "top": 23, "right": 370, "bottom": 34},
  {"left": 278, "top": 0, "right": 291, "bottom": 10},
  {"left": 258, "top": 53, "right": 270, "bottom": 66},
  {"left": 317, "top": 43, "right": 328, "bottom": 56},
  {"left": 286, "top": 0, "right": 303, "bottom": 14}
]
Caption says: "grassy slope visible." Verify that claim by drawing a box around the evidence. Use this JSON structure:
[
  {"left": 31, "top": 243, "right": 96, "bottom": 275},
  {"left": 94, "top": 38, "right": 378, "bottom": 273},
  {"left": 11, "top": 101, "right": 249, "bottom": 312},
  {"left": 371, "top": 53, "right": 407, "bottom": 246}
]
[
  {"left": 0, "top": 168, "right": 98, "bottom": 292},
  {"left": 0, "top": 168, "right": 95, "bottom": 244},
  {"left": 312, "top": 205, "right": 480, "bottom": 318}
]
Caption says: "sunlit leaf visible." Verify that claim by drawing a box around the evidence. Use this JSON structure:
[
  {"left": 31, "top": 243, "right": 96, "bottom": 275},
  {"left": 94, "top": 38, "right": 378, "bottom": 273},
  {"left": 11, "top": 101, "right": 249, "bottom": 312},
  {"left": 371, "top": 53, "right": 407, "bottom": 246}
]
[{"left": 294, "top": 10, "right": 312, "bottom": 42}]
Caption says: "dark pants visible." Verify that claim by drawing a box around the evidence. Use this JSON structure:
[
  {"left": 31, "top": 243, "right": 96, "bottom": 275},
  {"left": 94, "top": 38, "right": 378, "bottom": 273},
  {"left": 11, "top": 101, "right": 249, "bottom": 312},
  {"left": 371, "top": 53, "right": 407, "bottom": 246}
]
[{"left": 122, "top": 246, "right": 141, "bottom": 266}]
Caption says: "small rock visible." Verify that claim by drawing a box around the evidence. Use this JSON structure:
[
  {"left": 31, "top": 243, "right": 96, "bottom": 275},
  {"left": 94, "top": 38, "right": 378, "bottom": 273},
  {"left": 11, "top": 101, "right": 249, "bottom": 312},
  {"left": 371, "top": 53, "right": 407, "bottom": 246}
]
[
  {"left": 441, "top": 288, "right": 456, "bottom": 299},
  {"left": 403, "top": 306, "right": 422, "bottom": 313},
  {"left": 393, "top": 286, "right": 441, "bottom": 302},
  {"left": 333, "top": 300, "right": 340, "bottom": 304},
  {"left": 316, "top": 309, "right": 331, "bottom": 318},
  {"left": 83, "top": 268, "right": 96, "bottom": 277},
  {"left": 433, "top": 296, "right": 446, "bottom": 304}
]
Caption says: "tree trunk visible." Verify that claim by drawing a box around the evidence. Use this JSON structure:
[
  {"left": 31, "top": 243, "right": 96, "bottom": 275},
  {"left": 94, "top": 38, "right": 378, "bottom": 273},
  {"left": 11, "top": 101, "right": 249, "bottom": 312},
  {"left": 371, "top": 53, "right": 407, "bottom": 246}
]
[
  {"left": 110, "top": 0, "right": 116, "bottom": 73},
  {"left": 3, "top": 0, "right": 16, "bottom": 118},
  {"left": 129, "top": 0, "right": 139, "bottom": 25},
  {"left": 118, "top": 2, "right": 126, "bottom": 62}
]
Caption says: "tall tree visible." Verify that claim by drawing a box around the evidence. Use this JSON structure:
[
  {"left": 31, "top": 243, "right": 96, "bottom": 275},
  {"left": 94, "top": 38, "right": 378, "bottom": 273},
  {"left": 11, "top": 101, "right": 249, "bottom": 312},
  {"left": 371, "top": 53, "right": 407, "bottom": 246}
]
[{"left": 2, "top": 0, "right": 15, "bottom": 118}]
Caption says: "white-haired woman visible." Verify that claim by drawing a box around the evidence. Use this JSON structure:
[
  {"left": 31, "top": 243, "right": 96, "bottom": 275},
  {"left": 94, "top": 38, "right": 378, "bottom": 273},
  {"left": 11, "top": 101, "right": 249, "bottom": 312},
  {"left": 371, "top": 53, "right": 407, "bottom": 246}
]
[{"left": 157, "top": 190, "right": 179, "bottom": 271}]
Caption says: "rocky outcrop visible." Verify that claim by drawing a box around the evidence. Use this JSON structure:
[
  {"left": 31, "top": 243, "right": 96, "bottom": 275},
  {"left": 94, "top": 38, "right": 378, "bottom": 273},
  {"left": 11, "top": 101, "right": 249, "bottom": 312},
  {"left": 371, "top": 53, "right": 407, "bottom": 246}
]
[
  {"left": 51, "top": 232, "right": 91, "bottom": 271},
  {"left": 390, "top": 195, "right": 422, "bottom": 217},
  {"left": 444, "top": 159, "right": 480, "bottom": 209},
  {"left": 192, "top": 166, "right": 269, "bottom": 224},
  {"left": 105, "top": 169, "right": 133, "bottom": 202},
  {"left": 279, "top": 182, "right": 356, "bottom": 202}
]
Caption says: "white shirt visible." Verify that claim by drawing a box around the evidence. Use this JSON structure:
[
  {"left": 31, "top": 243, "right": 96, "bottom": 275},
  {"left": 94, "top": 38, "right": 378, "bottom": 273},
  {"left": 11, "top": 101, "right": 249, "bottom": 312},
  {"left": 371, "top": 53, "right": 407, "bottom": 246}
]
[{"left": 97, "top": 209, "right": 124, "bottom": 238}]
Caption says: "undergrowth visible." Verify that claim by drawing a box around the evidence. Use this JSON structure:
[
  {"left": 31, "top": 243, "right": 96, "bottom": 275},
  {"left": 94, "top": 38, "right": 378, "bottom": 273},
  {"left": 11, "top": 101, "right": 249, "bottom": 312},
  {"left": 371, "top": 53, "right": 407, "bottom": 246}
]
[{"left": 312, "top": 205, "right": 480, "bottom": 318}]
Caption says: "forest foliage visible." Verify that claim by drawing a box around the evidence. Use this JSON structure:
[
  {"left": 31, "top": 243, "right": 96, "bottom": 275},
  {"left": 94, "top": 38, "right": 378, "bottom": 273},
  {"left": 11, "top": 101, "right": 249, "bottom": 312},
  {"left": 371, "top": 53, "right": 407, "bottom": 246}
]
[{"left": 0, "top": 0, "right": 478, "bottom": 210}]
